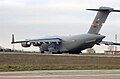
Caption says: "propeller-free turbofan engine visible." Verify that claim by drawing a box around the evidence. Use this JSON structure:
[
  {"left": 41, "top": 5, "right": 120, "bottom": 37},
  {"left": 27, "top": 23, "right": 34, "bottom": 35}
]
[
  {"left": 21, "top": 42, "right": 31, "bottom": 47},
  {"left": 33, "top": 42, "right": 42, "bottom": 46}
]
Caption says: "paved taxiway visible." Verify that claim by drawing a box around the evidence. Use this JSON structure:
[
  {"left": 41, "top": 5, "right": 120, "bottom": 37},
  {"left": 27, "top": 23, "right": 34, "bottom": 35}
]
[{"left": 0, "top": 70, "right": 120, "bottom": 79}]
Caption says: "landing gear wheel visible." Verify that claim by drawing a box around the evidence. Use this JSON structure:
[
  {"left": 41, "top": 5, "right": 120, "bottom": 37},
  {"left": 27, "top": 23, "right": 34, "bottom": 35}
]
[
  {"left": 75, "top": 52, "right": 80, "bottom": 54},
  {"left": 52, "top": 51, "right": 62, "bottom": 54},
  {"left": 69, "top": 52, "right": 80, "bottom": 54},
  {"left": 57, "top": 52, "right": 62, "bottom": 54},
  {"left": 52, "top": 52, "right": 56, "bottom": 54},
  {"left": 41, "top": 51, "right": 44, "bottom": 53}
]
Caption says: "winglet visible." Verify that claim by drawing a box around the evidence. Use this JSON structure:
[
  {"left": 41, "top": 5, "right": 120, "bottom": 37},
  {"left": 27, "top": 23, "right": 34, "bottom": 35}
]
[{"left": 11, "top": 34, "right": 15, "bottom": 44}]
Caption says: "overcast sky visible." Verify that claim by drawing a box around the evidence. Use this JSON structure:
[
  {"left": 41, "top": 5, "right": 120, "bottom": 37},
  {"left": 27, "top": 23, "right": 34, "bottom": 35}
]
[{"left": 0, "top": 0, "right": 120, "bottom": 52}]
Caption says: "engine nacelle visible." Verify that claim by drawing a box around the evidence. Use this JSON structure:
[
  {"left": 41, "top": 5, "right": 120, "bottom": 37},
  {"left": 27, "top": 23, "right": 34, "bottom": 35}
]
[
  {"left": 33, "top": 42, "right": 42, "bottom": 46},
  {"left": 21, "top": 42, "right": 31, "bottom": 47}
]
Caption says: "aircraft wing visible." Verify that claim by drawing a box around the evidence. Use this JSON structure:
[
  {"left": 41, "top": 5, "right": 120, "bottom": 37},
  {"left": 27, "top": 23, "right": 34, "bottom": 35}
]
[
  {"left": 100, "top": 41, "right": 120, "bottom": 45},
  {"left": 11, "top": 34, "right": 62, "bottom": 45},
  {"left": 29, "top": 38, "right": 62, "bottom": 44}
]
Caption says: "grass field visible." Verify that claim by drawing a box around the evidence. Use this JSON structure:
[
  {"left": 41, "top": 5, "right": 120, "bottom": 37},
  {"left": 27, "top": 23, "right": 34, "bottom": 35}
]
[{"left": 0, "top": 53, "right": 120, "bottom": 71}]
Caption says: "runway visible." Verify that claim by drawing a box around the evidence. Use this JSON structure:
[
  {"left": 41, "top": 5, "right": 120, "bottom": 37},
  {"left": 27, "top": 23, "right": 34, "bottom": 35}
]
[
  {"left": 0, "top": 70, "right": 120, "bottom": 79},
  {"left": 1, "top": 52, "right": 120, "bottom": 57}
]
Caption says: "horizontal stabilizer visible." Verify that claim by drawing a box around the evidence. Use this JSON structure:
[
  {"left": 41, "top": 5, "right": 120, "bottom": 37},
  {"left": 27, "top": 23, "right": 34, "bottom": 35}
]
[
  {"left": 87, "top": 7, "right": 120, "bottom": 12},
  {"left": 112, "top": 10, "right": 120, "bottom": 12},
  {"left": 100, "top": 41, "right": 120, "bottom": 45}
]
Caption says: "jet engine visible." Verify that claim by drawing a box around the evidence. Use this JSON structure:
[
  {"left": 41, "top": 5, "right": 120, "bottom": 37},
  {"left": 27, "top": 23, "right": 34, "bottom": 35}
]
[
  {"left": 33, "top": 42, "right": 42, "bottom": 46},
  {"left": 21, "top": 42, "right": 31, "bottom": 47}
]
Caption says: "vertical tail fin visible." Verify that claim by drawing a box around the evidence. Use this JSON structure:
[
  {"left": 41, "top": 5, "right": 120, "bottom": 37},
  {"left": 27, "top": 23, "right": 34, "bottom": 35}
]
[{"left": 87, "top": 7, "right": 120, "bottom": 34}]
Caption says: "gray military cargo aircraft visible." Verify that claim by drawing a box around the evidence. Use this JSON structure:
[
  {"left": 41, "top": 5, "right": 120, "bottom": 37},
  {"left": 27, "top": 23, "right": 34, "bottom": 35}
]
[{"left": 11, "top": 7, "right": 120, "bottom": 54}]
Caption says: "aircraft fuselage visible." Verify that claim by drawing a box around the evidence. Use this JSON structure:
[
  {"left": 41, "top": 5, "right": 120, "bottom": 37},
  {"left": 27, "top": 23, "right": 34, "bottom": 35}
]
[{"left": 58, "top": 34, "right": 105, "bottom": 53}]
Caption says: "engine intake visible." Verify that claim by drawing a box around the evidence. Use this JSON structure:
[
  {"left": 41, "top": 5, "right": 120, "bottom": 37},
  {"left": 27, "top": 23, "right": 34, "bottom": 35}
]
[
  {"left": 21, "top": 42, "right": 31, "bottom": 47},
  {"left": 33, "top": 42, "right": 42, "bottom": 46}
]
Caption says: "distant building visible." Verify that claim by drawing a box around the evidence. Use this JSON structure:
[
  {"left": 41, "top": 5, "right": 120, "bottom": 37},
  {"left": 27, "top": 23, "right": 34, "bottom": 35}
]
[
  {"left": 104, "top": 50, "right": 120, "bottom": 55},
  {"left": 0, "top": 46, "right": 4, "bottom": 52},
  {"left": 104, "top": 34, "right": 120, "bottom": 55},
  {"left": 0, "top": 46, "right": 12, "bottom": 52},
  {"left": 104, "top": 45, "right": 120, "bottom": 55}
]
